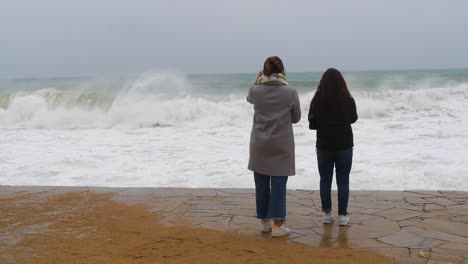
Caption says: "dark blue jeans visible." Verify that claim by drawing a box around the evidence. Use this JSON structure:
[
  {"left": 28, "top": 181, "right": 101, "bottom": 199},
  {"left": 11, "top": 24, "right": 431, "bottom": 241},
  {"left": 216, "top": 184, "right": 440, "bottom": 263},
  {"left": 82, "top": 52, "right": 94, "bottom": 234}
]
[
  {"left": 254, "top": 172, "right": 288, "bottom": 220},
  {"left": 317, "top": 148, "right": 353, "bottom": 216}
]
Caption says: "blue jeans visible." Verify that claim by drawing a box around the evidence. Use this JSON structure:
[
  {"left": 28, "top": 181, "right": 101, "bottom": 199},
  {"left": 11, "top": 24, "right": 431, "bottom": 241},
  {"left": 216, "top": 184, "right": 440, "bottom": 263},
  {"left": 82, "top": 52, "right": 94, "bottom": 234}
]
[
  {"left": 317, "top": 148, "right": 353, "bottom": 216},
  {"left": 254, "top": 172, "right": 288, "bottom": 220}
]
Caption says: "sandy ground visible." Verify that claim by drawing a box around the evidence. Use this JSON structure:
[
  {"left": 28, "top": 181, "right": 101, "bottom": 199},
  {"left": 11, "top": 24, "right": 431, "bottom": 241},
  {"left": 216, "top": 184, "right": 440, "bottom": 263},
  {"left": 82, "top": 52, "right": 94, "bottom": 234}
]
[{"left": 0, "top": 191, "right": 392, "bottom": 264}]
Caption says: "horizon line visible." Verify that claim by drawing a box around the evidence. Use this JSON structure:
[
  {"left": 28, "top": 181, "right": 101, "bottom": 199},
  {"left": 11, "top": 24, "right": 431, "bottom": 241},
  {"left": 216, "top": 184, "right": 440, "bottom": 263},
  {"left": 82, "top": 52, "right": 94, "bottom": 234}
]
[{"left": 1, "top": 66, "right": 467, "bottom": 81}]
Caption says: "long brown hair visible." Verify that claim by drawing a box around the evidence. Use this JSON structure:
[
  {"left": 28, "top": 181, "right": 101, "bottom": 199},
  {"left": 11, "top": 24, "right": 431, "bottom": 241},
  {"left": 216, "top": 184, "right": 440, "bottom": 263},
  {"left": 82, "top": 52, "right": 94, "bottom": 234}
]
[
  {"left": 313, "top": 68, "right": 351, "bottom": 100},
  {"left": 263, "top": 56, "right": 285, "bottom": 77}
]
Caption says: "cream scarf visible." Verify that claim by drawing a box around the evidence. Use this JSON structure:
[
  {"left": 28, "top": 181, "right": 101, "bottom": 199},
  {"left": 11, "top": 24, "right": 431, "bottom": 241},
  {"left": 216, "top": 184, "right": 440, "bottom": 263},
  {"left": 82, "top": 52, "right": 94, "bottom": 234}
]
[{"left": 255, "top": 73, "right": 288, "bottom": 86}]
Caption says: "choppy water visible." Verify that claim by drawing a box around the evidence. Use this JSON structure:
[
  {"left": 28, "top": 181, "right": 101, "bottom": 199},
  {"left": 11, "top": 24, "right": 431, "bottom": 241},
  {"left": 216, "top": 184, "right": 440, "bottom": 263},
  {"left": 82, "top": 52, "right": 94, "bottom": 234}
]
[{"left": 1, "top": 69, "right": 468, "bottom": 190}]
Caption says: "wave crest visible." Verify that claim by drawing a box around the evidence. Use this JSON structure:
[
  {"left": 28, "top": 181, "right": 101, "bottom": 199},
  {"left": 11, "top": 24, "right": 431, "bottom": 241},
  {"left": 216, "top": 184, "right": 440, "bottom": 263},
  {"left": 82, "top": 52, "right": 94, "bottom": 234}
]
[{"left": 0, "top": 72, "right": 467, "bottom": 129}]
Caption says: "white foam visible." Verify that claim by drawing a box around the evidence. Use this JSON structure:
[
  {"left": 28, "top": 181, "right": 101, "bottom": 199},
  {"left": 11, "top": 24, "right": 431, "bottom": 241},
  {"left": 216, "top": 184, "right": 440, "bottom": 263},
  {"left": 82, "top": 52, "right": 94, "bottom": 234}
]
[{"left": 1, "top": 112, "right": 467, "bottom": 190}]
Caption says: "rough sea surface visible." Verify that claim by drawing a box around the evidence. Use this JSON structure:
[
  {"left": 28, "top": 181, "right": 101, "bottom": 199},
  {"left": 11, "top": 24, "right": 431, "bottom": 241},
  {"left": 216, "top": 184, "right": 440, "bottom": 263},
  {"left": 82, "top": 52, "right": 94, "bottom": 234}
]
[{"left": 1, "top": 69, "right": 467, "bottom": 190}]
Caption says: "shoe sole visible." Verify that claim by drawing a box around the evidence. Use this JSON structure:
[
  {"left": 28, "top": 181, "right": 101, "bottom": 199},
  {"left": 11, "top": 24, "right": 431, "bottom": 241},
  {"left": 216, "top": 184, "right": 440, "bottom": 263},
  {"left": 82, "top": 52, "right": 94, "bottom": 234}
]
[
  {"left": 272, "top": 232, "right": 290, "bottom": 237},
  {"left": 261, "top": 229, "right": 272, "bottom": 233},
  {"left": 339, "top": 222, "right": 349, "bottom": 226},
  {"left": 323, "top": 219, "right": 334, "bottom": 224}
]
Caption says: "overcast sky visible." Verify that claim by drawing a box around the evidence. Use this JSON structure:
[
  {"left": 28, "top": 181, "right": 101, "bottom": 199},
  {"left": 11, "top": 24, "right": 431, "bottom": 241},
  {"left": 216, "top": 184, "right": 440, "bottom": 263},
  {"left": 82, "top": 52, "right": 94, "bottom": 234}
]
[{"left": 1, "top": 0, "right": 467, "bottom": 78}]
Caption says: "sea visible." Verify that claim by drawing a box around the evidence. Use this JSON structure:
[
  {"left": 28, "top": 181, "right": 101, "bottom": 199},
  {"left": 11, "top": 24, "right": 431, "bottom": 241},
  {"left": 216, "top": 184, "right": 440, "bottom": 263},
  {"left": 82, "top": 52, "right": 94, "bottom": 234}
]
[{"left": 1, "top": 69, "right": 467, "bottom": 190}]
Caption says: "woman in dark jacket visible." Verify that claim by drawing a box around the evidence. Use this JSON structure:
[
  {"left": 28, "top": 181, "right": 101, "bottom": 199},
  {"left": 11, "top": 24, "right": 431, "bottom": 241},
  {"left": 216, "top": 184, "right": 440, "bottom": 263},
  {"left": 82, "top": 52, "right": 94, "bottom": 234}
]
[{"left": 308, "top": 68, "right": 358, "bottom": 226}]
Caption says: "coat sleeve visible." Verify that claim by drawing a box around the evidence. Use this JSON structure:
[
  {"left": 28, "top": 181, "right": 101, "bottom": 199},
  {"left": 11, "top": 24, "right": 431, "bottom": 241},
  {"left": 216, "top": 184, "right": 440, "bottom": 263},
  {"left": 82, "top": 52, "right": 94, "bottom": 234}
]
[
  {"left": 308, "top": 99, "right": 317, "bottom": 130},
  {"left": 349, "top": 97, "right": 358, "bottom": 124},
  {"left": 246, "top": 86, "right": 254, "bottom": 104},
  {"left": 291, "top": 89, "right": 301, "bottom": 124}
]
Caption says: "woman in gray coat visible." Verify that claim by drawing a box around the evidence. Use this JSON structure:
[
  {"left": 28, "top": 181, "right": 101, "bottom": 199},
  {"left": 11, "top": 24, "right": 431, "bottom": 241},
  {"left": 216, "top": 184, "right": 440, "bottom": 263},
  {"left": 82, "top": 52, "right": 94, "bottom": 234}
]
[{"left": 247, "top": 56, "right": 301, "bottom": 237}]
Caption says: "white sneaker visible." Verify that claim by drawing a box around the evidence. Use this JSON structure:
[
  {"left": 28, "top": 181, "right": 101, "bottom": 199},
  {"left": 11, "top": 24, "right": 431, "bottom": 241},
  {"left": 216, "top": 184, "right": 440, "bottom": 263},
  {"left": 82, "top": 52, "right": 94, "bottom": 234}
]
[
  {"left": 272, "top": 224, "right": 291, "bottom": 237},
  {"left": 323, "top": 213, "right": 334, "bottom": 224},
  {"left": 261, "top": 220, "right": 272, "bottom": 233},
  {"left": 338, "top": 215, "right": 350, "bottom": 226}
]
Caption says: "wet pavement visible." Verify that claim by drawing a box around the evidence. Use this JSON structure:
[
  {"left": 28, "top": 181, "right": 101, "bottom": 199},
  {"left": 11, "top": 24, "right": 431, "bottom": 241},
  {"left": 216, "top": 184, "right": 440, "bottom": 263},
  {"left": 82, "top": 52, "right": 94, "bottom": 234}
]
[{"left": 1, "top": 186, "right": 468, "bottom": 263}]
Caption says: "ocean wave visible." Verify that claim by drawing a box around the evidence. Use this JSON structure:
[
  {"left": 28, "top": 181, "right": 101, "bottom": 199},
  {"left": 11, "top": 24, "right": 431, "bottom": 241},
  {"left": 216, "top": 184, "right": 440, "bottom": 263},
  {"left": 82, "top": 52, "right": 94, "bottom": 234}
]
[
  {"left": 0, "top": 72, "right": 467, "bottom": 129},
  {"left": 354, "top": 83, "right": 468, "bottom": 119}
]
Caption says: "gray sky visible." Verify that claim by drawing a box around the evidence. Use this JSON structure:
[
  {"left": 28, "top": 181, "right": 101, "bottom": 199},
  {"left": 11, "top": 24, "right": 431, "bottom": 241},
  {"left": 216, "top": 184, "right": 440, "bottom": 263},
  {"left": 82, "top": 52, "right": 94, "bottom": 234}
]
[{"left": 1, "top": 0, "right": 467, "bottom": 78}]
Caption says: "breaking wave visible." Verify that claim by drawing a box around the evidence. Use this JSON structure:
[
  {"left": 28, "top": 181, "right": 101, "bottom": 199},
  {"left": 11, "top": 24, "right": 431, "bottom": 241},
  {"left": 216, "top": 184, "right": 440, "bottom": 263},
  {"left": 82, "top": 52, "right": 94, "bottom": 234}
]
[{"left": 0, "top": 72, "right": 467, "bottom": 129}]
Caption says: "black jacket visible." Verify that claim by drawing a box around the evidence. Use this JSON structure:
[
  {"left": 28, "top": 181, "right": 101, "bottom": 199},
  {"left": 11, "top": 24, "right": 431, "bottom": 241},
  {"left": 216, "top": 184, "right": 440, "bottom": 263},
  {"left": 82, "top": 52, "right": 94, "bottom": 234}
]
[{"left": 308, "top": 96, "right": 358, "bottom": 151}]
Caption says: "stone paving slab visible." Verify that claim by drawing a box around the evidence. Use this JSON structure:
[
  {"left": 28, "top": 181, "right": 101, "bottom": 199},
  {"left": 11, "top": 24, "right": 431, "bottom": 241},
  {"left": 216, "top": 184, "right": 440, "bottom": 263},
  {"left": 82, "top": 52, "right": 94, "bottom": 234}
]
[{"left": 1, "top": 186, "right": 468, "bottom": 263}]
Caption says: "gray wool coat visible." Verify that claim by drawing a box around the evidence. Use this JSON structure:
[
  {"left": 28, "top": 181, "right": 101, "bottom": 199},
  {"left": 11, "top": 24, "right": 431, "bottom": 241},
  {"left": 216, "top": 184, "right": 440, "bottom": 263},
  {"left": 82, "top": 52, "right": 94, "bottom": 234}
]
[{"left": 247, "top": 83, "right": 301, "bottom": 176}]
